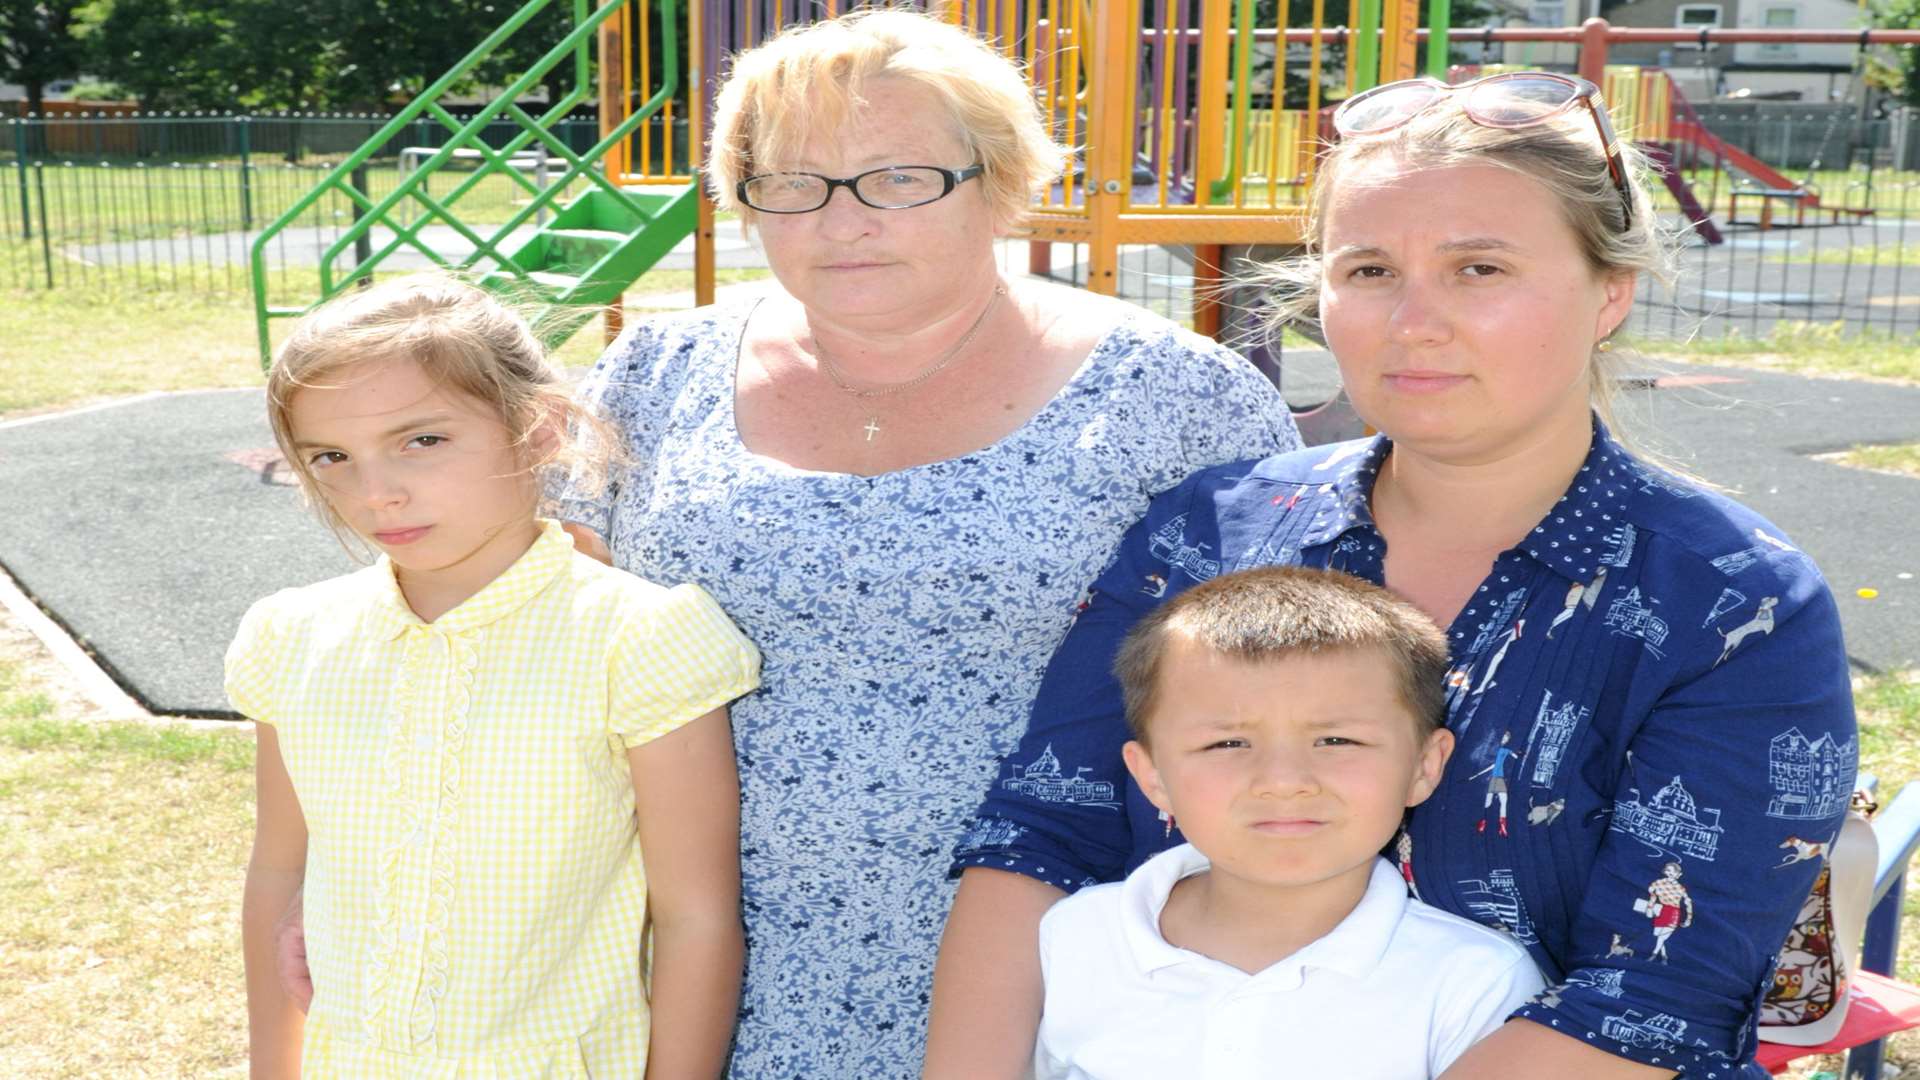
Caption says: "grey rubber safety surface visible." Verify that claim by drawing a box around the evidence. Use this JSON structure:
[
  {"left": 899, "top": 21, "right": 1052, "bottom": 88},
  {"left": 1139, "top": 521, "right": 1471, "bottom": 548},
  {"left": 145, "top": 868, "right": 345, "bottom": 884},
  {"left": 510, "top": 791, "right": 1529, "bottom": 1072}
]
[
  {"left": 1628, "top": 364, "right": 1919, "bottom": 675},
  {"left": 0, "top": 389, "right": 355, "bottom": 716},
  {"left": 0, "top": 361, "right": 1915, "bottom": 717}
]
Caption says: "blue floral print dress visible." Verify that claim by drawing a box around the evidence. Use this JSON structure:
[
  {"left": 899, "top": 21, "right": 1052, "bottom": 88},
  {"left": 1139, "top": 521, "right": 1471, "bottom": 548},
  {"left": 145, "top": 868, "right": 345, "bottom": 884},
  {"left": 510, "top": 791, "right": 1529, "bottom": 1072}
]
[{"left": 556, "top": 300, "right": 1299, "bottom": 1077}]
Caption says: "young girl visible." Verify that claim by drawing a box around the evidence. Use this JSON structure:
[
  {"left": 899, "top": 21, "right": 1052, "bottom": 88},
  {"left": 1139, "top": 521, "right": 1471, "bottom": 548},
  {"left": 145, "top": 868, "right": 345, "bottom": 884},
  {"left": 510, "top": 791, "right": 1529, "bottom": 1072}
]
[{"left": 233, "top": 275, "right": 759, "bottom": 1078}]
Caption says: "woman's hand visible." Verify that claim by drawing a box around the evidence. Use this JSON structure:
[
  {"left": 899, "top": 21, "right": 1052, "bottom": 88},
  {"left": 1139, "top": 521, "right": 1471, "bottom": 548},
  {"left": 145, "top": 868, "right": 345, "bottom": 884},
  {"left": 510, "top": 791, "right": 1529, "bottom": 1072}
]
[
  {"left": 922, "top": 867, "right": 1064, "bottom": 1080},
  {"left": 274, "top": 891, "right": 312, "bottom": 1012},
  {"left": 562, "top": 521, "right": 614, "bottom": 566}
]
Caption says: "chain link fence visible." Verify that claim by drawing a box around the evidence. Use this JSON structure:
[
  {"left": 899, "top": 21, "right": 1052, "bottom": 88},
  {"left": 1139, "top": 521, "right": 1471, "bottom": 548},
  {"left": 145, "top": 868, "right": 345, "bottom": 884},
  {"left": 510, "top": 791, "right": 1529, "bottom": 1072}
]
[{"left": 1634, "top": 175, "right": 1920, "bottom": 344}]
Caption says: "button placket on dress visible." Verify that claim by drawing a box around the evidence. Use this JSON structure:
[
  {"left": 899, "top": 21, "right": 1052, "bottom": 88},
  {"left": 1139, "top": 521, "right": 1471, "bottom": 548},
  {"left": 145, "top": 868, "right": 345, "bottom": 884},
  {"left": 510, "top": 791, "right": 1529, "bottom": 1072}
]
[
  {"left": 364, "top": 625, "right": 427, "bottom": 1047},
  {"left": 364, "top": 623, "right": 479, "bottom": 1050},
  {"left": 416, "top": 624, "right": 477, "bottom": 1044}
]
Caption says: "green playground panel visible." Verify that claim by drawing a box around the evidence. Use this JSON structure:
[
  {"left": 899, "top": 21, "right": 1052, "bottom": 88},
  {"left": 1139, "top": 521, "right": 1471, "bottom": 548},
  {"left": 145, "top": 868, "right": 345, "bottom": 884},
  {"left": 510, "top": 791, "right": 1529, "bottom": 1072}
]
[
  {"left": 249, "top": 0, "right": 688, "bottom": 368},
  {"left": 484, "top": 184, "right": 699, "bottom": 347}
]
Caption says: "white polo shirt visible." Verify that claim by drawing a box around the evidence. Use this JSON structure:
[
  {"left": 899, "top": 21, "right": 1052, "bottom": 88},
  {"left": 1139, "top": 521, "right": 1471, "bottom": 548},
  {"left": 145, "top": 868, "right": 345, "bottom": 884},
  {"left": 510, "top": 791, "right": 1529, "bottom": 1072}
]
[{"left": 1033, "top": 846, "right": 1545, "bottom": 1080}]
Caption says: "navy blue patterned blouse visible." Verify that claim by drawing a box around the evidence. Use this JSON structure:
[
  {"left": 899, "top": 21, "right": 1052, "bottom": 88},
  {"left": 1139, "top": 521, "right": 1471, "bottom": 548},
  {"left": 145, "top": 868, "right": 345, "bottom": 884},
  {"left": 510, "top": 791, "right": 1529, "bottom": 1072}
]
[{"left": 955, "top": 421, "right": 1856, "bottom": 1078}]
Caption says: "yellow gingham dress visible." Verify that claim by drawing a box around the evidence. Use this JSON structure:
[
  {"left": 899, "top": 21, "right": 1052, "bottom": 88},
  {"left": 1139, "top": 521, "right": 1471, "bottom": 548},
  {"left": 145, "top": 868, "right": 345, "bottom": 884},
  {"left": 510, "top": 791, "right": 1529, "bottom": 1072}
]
[{"left": 226, "top": 520, "right": 759, "bottom": 1078}]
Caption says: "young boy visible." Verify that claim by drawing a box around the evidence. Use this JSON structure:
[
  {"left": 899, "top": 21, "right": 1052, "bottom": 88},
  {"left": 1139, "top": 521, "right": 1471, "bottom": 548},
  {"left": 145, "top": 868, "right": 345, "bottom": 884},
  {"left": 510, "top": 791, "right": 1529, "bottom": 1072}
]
[{"left": 1032, "top": 566, "right": 1544, "bottom": 1079}]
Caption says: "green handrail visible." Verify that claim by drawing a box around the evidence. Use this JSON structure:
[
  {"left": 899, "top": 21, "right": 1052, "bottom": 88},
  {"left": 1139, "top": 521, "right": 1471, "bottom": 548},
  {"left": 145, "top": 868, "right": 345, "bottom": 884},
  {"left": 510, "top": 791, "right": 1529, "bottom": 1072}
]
[
  {"left": 1353, "top": 0, "right": 1382, "bottom": 94},
  {"left": 1427, "top": 0, "right": 1453, "bottom": 78},
  {"left": 311, "top": 4, "right": 657, "bottom": 291},
  {"left": 250, "top": 0, "right": 682, "bottom": 368},
  {"left": 1207, "top": 0, "right": 1256, "bottom": 205}
]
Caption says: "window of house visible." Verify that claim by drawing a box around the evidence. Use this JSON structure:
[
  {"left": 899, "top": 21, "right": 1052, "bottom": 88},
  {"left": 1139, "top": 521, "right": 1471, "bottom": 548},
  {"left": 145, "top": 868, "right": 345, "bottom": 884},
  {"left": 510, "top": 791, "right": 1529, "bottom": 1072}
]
[
  {"left": 1528, "top": 1, "right": 1567, "bottom": 26},
  {"left": 1758, "top": 6, "right": 1798, "bottom": 58},
  {"left": 1675, "top": 4, "right": 1721, "bottom": 47}
]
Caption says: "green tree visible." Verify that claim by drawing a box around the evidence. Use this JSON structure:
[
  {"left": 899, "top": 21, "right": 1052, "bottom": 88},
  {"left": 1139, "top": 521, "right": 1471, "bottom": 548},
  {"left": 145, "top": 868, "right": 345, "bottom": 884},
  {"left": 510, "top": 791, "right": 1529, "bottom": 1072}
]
[
  {"left": 311, "top": 0, "right": 578, "bottom": 111},
  {"left": 1, "top": 0, "right": 90, "bottom": 116},
  {"left": 466, "top": 0, "right": 580, "bottom": 109},
  {"left": 71, "top": 0, "right": 234, "bottom": 109},
  {"left": 218, "top": 0, "right": 334, "bottom": 111},
  {"left": 1866, "top": 0, "right": 1920, "bottom": 106},
  {"left": 72, "top": 0, "right": 588, "bottom": 112}
]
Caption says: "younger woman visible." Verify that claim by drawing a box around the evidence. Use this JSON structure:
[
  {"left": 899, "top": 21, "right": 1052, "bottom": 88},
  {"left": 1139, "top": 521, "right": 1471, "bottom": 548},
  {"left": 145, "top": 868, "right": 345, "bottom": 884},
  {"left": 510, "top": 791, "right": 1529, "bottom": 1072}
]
[
  {"left": 234, "top": 276, "right": 759, "bottom": 1078},
  {"left": 932, "top": 72, "right": 1855, "bottom": 1079}
]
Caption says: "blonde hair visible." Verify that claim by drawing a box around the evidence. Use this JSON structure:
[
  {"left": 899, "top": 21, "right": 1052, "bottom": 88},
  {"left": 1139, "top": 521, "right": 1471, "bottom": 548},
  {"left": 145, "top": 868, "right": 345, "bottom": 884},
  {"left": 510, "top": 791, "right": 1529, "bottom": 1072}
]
[
  {"left": 1263, "top": 103, "right": 1684, "bottom": 434},
  {"left": 707, "top": 8, "right": 1069, "bottom": 231},
  {"left": 266, "top": 274, "right": 618, "bottom": 549}
]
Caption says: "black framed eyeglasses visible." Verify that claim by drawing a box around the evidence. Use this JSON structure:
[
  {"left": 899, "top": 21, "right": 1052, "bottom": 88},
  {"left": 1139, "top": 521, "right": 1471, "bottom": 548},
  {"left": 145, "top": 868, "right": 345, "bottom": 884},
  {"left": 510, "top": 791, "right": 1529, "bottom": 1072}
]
[
  {"left": 1333, "top": 72, "right": 1634, "bottom": 231},
  {"left": 736, "top": 163, "right": 986, "bottom": 214}
]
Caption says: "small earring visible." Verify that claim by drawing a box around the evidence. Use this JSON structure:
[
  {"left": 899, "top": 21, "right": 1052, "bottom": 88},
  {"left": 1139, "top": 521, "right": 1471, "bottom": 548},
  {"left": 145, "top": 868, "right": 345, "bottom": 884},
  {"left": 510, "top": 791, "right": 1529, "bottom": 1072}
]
[
  {"left": 1162, "top": 811, "right": 1175, "bottom": 839},
  {"left": 1596, "top": 339, "right": 1614, "bottom": 353}
]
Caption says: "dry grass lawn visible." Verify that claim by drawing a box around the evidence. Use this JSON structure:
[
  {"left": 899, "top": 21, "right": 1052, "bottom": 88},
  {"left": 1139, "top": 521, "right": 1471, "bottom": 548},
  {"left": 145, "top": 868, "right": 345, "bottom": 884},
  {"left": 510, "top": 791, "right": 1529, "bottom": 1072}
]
[
  {"left": 1828, "top": 442, "right": 1920, "bottom": 482},
  {"left": 0, "top": 619, "right": 254, "bottom": 1076},
  {"left": 1640, "top": 322, "right": 1920, "bottom": 385},
  {"left": 0, "top": 269, "right": 770, "bottom": 420}
]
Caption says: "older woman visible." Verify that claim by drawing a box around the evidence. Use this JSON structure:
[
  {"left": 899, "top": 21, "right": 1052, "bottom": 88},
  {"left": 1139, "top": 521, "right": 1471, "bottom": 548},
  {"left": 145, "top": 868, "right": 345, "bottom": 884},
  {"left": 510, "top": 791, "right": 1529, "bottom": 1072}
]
[
  {"left": 554, "top": 11, "right": 1298, "bottom": 1075},
  {"left": 929, "top": 72, "right": 1855, "bottom": 1079}
]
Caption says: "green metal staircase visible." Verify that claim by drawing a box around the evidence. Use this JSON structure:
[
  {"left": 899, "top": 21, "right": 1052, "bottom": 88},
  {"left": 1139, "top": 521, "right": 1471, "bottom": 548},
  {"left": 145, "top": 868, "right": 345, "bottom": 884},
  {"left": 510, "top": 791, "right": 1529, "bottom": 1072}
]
[
  {"left": 249, "top": 0, "right": 689, "bottom": 366},
  {"left": 483, "top": 183, "right": 697, "bottom": 344}
]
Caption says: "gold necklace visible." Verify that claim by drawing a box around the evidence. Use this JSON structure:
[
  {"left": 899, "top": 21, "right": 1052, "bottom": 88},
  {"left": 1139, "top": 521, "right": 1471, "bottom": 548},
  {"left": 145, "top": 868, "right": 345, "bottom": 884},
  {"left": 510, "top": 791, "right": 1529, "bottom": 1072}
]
[{"left": 810, "top": 284, "right": 1007, "bottom": 442}]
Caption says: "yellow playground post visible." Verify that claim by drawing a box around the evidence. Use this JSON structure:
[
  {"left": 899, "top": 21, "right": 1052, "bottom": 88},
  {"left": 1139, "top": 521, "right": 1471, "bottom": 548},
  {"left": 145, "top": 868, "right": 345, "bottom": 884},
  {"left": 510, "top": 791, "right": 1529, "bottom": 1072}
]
[{"left": 599, "top": 1, "right": 1446, "bottom": 335}]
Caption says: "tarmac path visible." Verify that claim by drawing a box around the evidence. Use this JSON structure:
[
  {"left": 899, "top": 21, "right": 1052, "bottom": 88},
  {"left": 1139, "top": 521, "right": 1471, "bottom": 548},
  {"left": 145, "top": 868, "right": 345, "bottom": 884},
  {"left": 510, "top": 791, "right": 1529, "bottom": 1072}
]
[{"left": 0, "top": 359, "right": 1913, "bottom": 716}]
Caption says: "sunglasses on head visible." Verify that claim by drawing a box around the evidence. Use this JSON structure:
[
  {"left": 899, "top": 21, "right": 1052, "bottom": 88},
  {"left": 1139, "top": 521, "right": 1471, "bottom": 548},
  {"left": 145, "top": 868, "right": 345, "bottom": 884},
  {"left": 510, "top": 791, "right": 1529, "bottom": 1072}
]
[{"left": 1331, "top": 71, "right": 1634, "bottom": 231}]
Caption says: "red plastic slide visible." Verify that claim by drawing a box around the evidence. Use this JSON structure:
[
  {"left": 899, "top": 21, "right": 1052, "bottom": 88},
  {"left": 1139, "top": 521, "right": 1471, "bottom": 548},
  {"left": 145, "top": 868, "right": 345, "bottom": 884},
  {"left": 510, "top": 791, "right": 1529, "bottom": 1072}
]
[{"left": 1659, "top": 71, "right": 1819, "bottom": 207}]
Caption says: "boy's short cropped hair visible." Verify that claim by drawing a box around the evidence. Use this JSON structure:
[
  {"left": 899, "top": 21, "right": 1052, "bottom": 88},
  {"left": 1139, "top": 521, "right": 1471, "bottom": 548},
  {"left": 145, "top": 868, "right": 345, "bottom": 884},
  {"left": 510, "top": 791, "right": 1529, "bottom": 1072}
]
[{"left": 1113, "top": 566, "right": 1450, "bottom": 742}]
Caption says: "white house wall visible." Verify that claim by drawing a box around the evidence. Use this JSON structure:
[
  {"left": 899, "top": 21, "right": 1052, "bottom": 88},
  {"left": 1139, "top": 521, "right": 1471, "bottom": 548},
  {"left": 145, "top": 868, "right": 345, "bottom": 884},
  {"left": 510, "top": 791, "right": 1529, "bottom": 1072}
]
[{"left": 1730, "top": 0, "right": 1864, "bottom": 67}]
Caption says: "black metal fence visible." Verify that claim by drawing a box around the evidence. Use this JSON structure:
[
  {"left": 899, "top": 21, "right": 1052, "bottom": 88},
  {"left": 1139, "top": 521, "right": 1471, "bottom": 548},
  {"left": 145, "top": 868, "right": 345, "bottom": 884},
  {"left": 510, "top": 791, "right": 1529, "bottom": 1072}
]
[
  {"left": 2, "top": 113, "right": 692, "bottom": 294},
  {"left": 0, "top": 112, "right": 693, "bottom": 166},
  {"left": 5, "top": 113, "right": 399, "bottom": 163},
  {"left": 1682, "top": 103, "right": 1920, "bottom": 172},
  {"left": 1022, "top": 170, "right": 1920, "bottom": 347},
  {"left": 7, "top": 114, "right": 1920, "bottom": 346}
]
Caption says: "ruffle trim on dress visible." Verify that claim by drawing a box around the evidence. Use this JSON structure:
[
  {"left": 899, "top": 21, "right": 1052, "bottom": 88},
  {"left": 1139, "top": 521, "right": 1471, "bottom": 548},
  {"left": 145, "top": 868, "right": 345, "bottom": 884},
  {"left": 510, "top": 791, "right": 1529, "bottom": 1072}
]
[
  {"left": 413, "top": 628, "right": 478, "bottom": 1043},
  {"left": 361, "top": 626, "right": 482, "bottom": 1050},
  {"left": 361, "top": 627, "right": 420, "bottom": 1046}
]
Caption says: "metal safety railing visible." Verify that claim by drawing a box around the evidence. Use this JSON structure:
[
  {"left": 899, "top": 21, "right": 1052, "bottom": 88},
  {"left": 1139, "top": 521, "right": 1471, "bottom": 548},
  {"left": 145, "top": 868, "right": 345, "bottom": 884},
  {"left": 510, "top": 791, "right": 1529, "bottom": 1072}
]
[
  {"left": 666, "top": 0, "right": 1415, "bottom": 318},
  {"left": 0, "top": 115, "right": 625, "bottom": 293},
  {"left": 599, "top": 0, "right": 696, "bottom": 184},
  {"left": 15, "top": 11, "right": 1920, "bottom": 348},
  {"left": 249, "top": 0, "right": 684, "bottom": 365}
]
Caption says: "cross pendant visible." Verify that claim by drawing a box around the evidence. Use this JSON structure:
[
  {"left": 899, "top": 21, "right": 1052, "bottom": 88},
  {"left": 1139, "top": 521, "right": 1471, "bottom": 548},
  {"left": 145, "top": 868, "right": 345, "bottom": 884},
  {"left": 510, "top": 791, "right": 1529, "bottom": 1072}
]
[{"left": 862, "top": 417, "right": 881, "bottom": 442}]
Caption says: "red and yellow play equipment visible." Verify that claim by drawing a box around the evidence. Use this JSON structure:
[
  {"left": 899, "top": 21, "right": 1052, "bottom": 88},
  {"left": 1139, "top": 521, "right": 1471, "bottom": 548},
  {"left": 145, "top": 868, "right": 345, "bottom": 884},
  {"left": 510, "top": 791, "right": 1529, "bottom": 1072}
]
[
  {"left": 252, "top": 2, "right": 1920, "bottom": 359},
  {"left": 598, "top": 0, "right": 1448, "bottom": 335}
]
